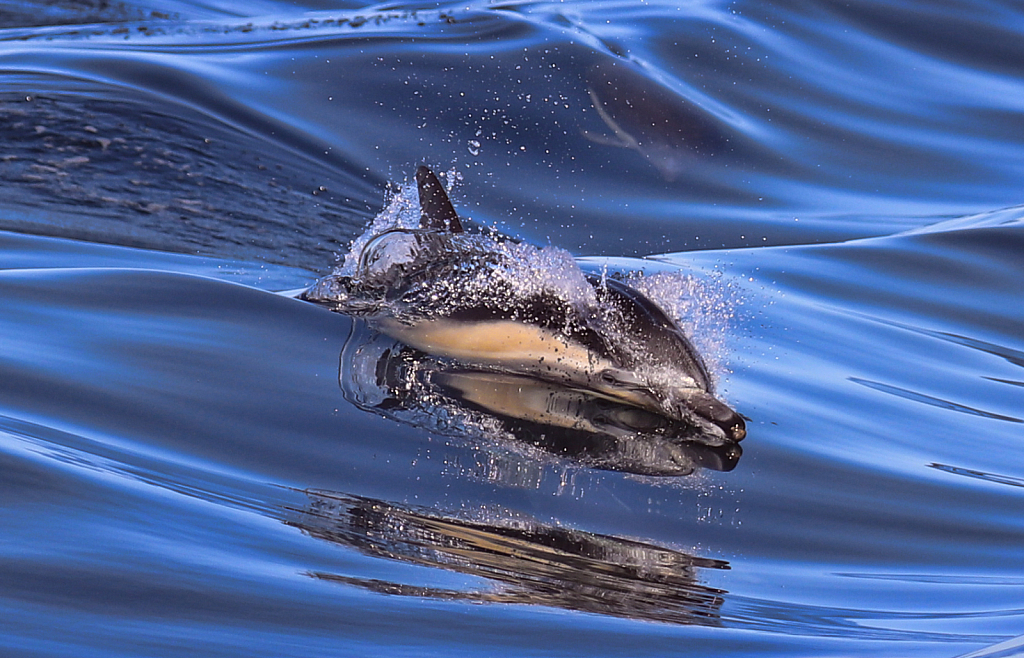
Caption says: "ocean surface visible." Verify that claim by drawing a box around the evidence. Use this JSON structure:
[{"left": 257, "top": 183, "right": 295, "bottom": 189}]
[{"left": 1, "top": 0, "right": 1023, "bottom": 656}]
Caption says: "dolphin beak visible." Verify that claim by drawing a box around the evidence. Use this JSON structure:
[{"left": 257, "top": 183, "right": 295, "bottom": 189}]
[{"left": 685, "top": 391, "right": 746, "bottom": 441}]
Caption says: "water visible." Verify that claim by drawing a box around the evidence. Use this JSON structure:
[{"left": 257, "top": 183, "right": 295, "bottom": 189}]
[{"left": 1, "top": 0, "right": 1022, "bottom": 656}]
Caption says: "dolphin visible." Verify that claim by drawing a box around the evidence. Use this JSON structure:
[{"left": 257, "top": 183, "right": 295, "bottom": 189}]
[{"left": 303, "top": 166, "right": 745, "bottom": 442}]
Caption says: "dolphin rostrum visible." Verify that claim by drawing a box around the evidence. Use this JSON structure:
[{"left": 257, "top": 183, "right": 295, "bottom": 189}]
[{"left": 303, "top": 166, "right": 745, "bottom": 442}]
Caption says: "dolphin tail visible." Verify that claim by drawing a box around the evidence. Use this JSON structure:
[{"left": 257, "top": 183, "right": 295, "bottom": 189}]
[{"left": 416, "top": 165, "right": 463, "bottom": 233}]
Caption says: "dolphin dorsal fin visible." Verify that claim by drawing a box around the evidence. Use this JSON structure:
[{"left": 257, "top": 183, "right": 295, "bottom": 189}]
[{"left": 416, "top": 165, "right": 463, "bottom": 233}]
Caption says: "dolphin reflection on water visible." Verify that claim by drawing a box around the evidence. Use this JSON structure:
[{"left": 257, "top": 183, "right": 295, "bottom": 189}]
[
  {"left": 302, "top": 166, "right": 745, "bottom": 466},
  {"left": 287, "top": 489, "right": 729, "bottom": 625}
]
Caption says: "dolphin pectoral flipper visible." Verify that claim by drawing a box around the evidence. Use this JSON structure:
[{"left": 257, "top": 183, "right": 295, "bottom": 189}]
[{"left": 416, "top": 166, "right": 463, "bottom": 233}]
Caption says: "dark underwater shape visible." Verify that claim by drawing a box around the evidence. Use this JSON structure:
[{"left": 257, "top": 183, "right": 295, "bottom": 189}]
[
  {"left": 288, "top": 489, "right": 728, "bottom": 625},
  {"left": 583, "top": 61, "right": 734, "bottom": 181},
  {"left": 302, "top": 166, "right": 745, "bottom": 444}
]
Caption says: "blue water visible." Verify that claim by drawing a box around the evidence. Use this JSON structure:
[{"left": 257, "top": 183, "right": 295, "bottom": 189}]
[{"left": 1, "top": 1, "right": 1023, "bottom": 656}]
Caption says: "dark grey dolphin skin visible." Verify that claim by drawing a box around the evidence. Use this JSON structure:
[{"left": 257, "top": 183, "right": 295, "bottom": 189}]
[
  {"left": 588, "top": 271, "right": 745, "bottom": 441},
  {"left": 303, "top": 166, "right": 745, "bottom": 442}
]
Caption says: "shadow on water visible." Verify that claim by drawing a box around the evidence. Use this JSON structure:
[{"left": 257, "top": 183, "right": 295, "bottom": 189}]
[
  {"left": 339, "top": 320, "right": 742, "bottom": 477},
  {"left": 287, "top": 488, "right": 729, "bottom": 626}
]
